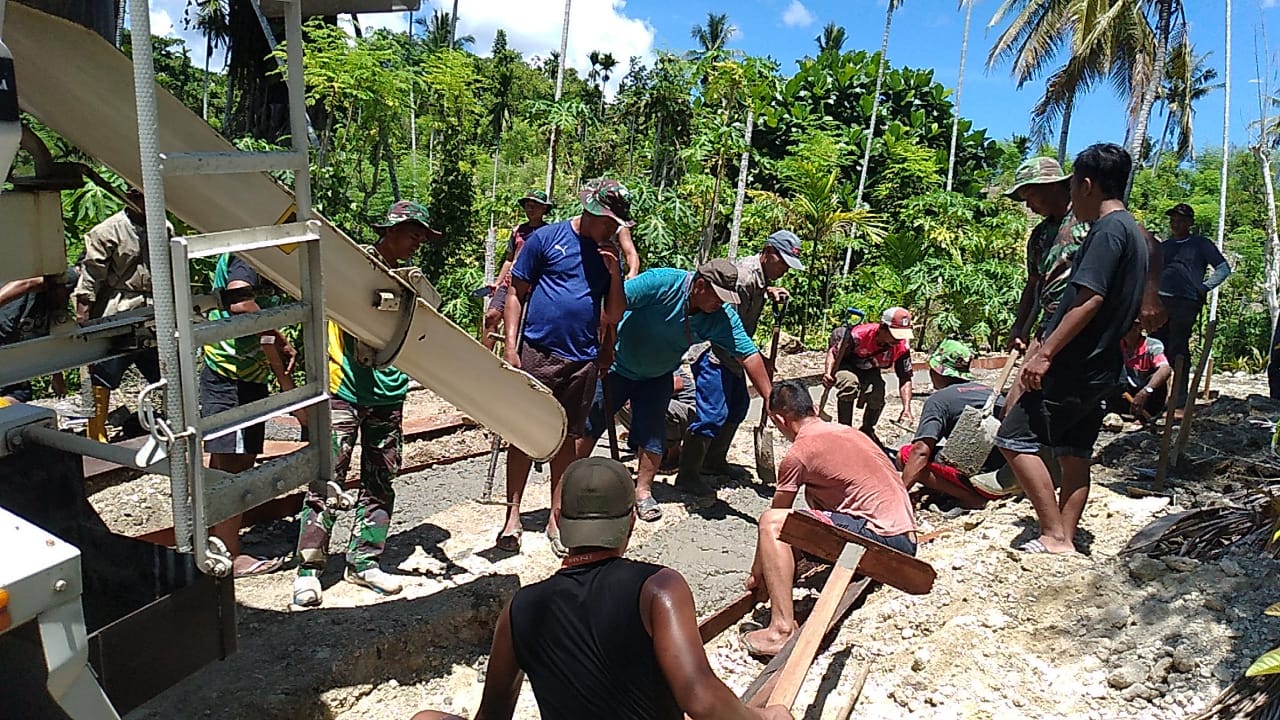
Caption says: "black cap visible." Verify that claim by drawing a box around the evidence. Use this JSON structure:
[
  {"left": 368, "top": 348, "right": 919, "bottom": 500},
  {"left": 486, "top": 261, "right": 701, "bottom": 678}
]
[{"left": 1166, "top": 203, "right": 1195, "bottom": 219}]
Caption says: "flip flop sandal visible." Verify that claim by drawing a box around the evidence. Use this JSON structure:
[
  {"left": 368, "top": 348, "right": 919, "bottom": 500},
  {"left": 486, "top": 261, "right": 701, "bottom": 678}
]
[
  {"left": 1019, "top": 539, "right": 1050, "bottom": 554},
  {"left": 292, "top": 575, "right": 322, "bottom": 607},
  {"left": 739, "top": 629, "right": 781, "bottom": 658},
  {"left": 546, "top": 528, "right": 568, "bottom": 558},
  {"left": 636, "top": 496, "right": 662, "bottom": 522},
  {"left": 495, "top": 528, "right": 522, "bottom": 553},
  {"left": 234, "top": 555, "right": 284, "bottom": 578}
]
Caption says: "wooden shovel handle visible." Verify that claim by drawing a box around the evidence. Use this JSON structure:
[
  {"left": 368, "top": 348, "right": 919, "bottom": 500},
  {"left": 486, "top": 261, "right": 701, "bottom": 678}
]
[{"left": 981, "top": 349, "right": 1020, "bottom": 416}]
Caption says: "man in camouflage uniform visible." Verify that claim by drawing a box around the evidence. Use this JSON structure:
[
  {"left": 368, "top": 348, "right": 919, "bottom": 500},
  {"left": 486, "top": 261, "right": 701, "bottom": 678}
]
[
  {"left": 292, "top": 201, "right": 442, "bottom": 606},
  {"left": 1004, "top": 157, "right": 1091, "bottom": 352}
]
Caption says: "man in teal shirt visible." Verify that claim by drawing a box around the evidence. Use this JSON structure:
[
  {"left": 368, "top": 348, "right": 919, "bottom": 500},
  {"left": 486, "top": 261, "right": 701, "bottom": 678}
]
[{"left": 583, "top": 259, "right": 773, "bottom": 520}]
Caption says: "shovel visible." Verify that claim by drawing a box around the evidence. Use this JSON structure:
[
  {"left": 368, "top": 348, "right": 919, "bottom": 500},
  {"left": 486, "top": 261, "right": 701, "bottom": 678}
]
[
  {"left": 937, "top": 348, "right": 1019, "bottom": 477},
  {"left": 817, "top": 308, "right": 865, "bottom": 422},
  {"left": 754, "top": 298, "right": 788, "bottom": 484}
]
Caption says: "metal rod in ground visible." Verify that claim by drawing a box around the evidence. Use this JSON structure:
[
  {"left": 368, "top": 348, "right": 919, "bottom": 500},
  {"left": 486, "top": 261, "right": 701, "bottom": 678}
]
[
  {"left": 1171, "top": 320, "right": 1218, "bottom": 468},
  {"left": 1154, "top": 355, "right": 1185, "bottom": 492}
]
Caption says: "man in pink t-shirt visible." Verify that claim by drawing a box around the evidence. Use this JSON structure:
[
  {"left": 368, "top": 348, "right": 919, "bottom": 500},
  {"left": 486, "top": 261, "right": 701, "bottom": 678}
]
[{"left": 742, "top": 381, "right": 917, "bottom": 657}]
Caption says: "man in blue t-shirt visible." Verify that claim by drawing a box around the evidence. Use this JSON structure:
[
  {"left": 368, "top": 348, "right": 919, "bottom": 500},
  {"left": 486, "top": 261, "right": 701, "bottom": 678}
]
[
  {"left": 497, "top": 179, "right": 628, "bottom": 555},
  {"left": 1155, "top": 203, "right": 1231, "bottom": 410},
  {"left": 583, "top": 259, "right": 772, "bottom": 521}
]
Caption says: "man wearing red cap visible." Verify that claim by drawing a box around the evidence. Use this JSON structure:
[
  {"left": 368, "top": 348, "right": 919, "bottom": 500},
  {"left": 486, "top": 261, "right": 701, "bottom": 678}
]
[{"left": 823, "top": 306, "right": 915, "bottom": 434}]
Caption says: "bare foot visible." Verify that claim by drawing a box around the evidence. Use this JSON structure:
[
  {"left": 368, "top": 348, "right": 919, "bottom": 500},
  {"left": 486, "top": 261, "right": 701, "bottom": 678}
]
[{"left": 741, "top": 626, "right": 794, "bottom": 657}]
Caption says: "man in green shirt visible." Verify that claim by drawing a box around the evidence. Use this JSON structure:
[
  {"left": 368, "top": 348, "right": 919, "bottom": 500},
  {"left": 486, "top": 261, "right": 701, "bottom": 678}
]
[
  {"left": 201, "top": 253, "right": 302, "bottom": 576},
  {"left": 292, "top": 200, "right": 441, "bottom": 607}
]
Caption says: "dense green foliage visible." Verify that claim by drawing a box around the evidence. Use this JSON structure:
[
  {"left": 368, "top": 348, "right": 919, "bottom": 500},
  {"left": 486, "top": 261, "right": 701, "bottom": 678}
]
[{"left": 21, "top": 14, "right": 1279, "bottom": 370}]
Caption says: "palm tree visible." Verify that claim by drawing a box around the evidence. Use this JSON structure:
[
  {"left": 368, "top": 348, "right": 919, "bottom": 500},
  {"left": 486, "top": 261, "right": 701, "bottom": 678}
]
[
  {"left": 1126, "top": 0, "right": 1186, "bottom": 196},
  {"left": 545, "top": 0, "right": 571, "bottom": 197},
  {"left": 1211, "top": 0, "right": 1231, "bottom": 327},
  {"left": 689, "top": 12, "right": 735, "bottom": 62},
  {"left": 946, "top": 0, "right": 976, "bottom": 191},
  {"left": 416, "top": 10, "right": 474, "bottom": 51},
  {"left": 987, "top": 0, "right": 1158, "bottom": 165},
  {"left": 846, "top": 0, "right": 905, "bottom": 275},
  {"left": 816, "top": 22, "right": 847, "bottom": 55},
  {"left": 1153, "top": 42, "right": 1220, "bottom": 165},
  {"left": 184, "top": 0, "right": 229, "bottom": 121}
]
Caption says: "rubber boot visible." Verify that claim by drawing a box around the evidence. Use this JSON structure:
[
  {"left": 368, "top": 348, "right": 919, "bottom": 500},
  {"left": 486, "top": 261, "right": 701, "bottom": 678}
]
[
  {"left": 674, "top": 434, "right": 715, "bottom": 497},
  {"left": 88, "top": 385, "right": 111, "bottom": 443},
  {"left": 703, "top": 424, "right": 749, "bottom": 481}
]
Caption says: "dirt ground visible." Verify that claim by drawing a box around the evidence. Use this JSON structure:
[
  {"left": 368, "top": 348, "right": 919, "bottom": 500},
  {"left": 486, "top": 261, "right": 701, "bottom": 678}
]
[{"left": 95, "top": 354, "right": 1280, "bottom": 720}]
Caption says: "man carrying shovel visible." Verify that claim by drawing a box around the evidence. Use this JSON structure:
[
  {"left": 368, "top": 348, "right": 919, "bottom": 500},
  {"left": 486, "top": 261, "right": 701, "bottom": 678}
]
[
  {"left": 678, "top": 230, "right": 804, "bottom": 489},
  {"left": 583, "top": 260, "right": 773, "bottom": 521},
  {"left": 822, "top": 307, "right": 916, "bottom": 438}
]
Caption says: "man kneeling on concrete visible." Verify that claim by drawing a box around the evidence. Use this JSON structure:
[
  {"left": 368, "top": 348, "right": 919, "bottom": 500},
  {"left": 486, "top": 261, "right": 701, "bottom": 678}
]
[
  {"left": 743, "top": 381, "right": 916, "bottom": 657},
  {"left": 411, "top": 457, "right": 792, "bottom": 720},
  {"left": 899, "top": 340, "right": 1011, "bottom": 509}
]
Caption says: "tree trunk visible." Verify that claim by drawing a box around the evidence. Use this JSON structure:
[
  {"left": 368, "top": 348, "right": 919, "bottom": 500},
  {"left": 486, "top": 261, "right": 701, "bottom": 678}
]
[
  {"left": 727, "top": 107, "right": 754, "bottom": 261},
  {"left": 1056, "top": 96, "right": 1074, "bottom": 164},
  {"left": 945, "top": 0, "right": 974, "bottom": 193},
  {"left": 450, "top": 0, "right": 459, "bottom": 47},
  {"left": 385, "top": 138, "right": 400, "bottom": 200},
  {"left": 1126, "top": 0, "right": 1174, "bottom": 200},
  {"left": 202, "top": 36, "right": 213, "bottom": 121},
  {"left": 1211, "top": 0, "right": 1231, "bottom": 324},
  {"left": 1256, "top": 146, "right": 1280, "bottom": 326},
  {"left": 486, "top": 139, "right": 501, "bottom": 285},
  {"left": 699, "top": 151, "right": 726, "bottom": 264},
  {"left": 845, "top": 0, "right": 895, "bottom": 275},
  {"left": 1151, "top": 110, "right": 1174, "bottom": 171},
  {"left": 545, "top": 0, "right": 572, "bottom": 197}
]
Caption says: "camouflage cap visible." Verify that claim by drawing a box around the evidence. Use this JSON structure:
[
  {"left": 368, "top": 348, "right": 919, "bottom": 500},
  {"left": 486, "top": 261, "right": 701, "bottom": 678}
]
[
  {"left": 1004, "top": 157, "right": 1072, "bottom": 199},
  {"left": 518, "top": 189, "right": 555, "bottom": 209},
  {"left": 372, "top": 200, "right": 443, "bottom": 238},
  {"left": 579, "top": 178, "right": 636, "bottom": 227},
  {"left": 928, "top": 339, "right": 975, "bottom": 381}
]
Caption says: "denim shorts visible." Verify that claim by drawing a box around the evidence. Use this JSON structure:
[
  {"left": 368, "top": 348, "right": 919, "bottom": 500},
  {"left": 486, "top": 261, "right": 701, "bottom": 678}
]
[{"left": 584, "top": 372, "right": 673, "bottom": 456}]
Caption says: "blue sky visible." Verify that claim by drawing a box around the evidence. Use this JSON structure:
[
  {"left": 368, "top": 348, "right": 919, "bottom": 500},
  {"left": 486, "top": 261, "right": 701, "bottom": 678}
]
[{"left": 149, "top": 0, "right": 1279, "bottom": 157}]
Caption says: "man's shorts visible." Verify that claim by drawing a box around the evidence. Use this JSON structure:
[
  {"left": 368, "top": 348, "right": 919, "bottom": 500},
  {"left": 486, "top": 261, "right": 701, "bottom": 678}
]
[
  {"left": 91, "top": 350, "right": 162, "bottom": 390},
  {"left": 199, "top": 364, "right": 269, "bottom": 455},
  {"left": 488, "top": 284, "right": 509, "bottom": 314},
  {"left": 584, "top": 372, "right": 674, "bottom": 456},
  {"left": 520, "top": 343, "right": 598, "bottom": 437},
  {"left": 994, "top": 380, "right": 1111, "bottom": 459},
  {"left": 802, "top": 508, "right": 917, "bottom": 556}
]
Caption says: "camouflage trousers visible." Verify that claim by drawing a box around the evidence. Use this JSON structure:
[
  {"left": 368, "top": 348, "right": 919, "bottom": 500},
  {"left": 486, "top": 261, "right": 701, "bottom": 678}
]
[{"left": 296, "top": 398, "right": 403, "bottom": 574}]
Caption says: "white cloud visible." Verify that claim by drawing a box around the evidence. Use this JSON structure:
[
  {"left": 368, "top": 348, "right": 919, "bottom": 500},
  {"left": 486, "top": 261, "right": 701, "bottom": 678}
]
[
  {"left": 1264, "top": 0, "right": 1279, "bottom": 8},
  {"left": 781, "top": 0, "right": 816, "bottom": 28},
  {"left": 150, "top": 8, "right": 176, "bottom": 37},
  {"left": 395, "top": 0, "right": 657, "bottom": 94}
]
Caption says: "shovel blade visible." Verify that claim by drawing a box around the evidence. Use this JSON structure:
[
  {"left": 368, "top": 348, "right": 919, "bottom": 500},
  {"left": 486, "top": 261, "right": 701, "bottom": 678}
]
[{"left": 754, "top": 424, "right": 777, "bottom": 485}]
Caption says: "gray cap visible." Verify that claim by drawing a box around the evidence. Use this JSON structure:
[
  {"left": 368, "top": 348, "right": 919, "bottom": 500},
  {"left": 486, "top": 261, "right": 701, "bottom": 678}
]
[
  {"left": 558, "top": 458, "right": 635, "bottom": 550},
  {"left": 765, "top": 230, "right": 805, "bottom": 270}
]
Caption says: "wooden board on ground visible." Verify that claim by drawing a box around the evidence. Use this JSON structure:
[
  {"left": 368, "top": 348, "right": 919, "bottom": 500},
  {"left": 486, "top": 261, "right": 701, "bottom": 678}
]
[
  {"left": 698, "top": 588, "right": 765, "bottom": 644},
  {"left": 778, "top": 511, "right": 936, "bottom": 595}
]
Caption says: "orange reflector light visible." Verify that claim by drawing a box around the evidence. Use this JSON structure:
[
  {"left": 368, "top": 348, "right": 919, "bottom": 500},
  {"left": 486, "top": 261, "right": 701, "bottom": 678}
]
[{"left": 0, "top": 588, "right": 9, "bottom": 632}]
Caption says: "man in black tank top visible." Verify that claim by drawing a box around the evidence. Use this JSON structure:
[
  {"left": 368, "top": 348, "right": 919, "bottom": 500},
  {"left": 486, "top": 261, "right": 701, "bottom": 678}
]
[{"left": 413, "top": 457, "right": 792, "bottom": 720}]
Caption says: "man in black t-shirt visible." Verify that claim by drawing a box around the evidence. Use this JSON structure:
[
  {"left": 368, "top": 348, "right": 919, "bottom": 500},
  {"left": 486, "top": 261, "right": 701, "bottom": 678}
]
[
  {"left": 411, "top": 458, "right": 791, "bottom": 720},
  {"left": 995, "top": 143, "right": 1149, "bottom": 555},
  {"left": 1155, "top": 203, "right": 1231, "bottom": 409},
  {"left": 900, "top": 340, "right": 1008, "bottom": 509}
]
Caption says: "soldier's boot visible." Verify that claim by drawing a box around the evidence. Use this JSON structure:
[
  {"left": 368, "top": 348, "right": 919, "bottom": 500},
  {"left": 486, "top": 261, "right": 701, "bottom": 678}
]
[
  {"left": 674, "top": 434, "right": 715, "bottom": 497},
  {"left": 703, "top": 424, "right": 750, "bottom": 481}
]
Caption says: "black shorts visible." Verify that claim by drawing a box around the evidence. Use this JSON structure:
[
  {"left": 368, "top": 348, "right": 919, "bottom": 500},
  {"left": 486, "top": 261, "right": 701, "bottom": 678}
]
[
  {"left": 520, "top": 342, "right": 599, "bottom": 438},
  {"left": 199, "top": 365, "right": 270, "bottom": 455},
  {"left": 488, "top": 284, "right": 509, "bottom": 313},
  {"left": 91, "top": 349, "right": 161, "bottom": 390},
  {"left": 994, "top": 380, "right": 1111, "bottom": 459}
]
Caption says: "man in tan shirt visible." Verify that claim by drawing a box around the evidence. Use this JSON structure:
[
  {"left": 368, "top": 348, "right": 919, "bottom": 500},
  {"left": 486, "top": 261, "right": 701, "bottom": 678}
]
[{"left": 73, "top": 188, "right": 168, "bottom": 440}]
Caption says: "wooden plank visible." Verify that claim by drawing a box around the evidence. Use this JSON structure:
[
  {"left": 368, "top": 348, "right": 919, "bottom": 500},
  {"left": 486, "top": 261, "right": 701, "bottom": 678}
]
[
  {"left": 744, "top": 577, "right": 873, "bottom": 706},
  {"left": 698, "top": 589, "right": 764, "bottom": 644},
  {"left": 779, "top": 511, "right": 935, "bottom": 595},
  {"left": 767, "top": 544, "right": 865, "bottom": 710}
]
